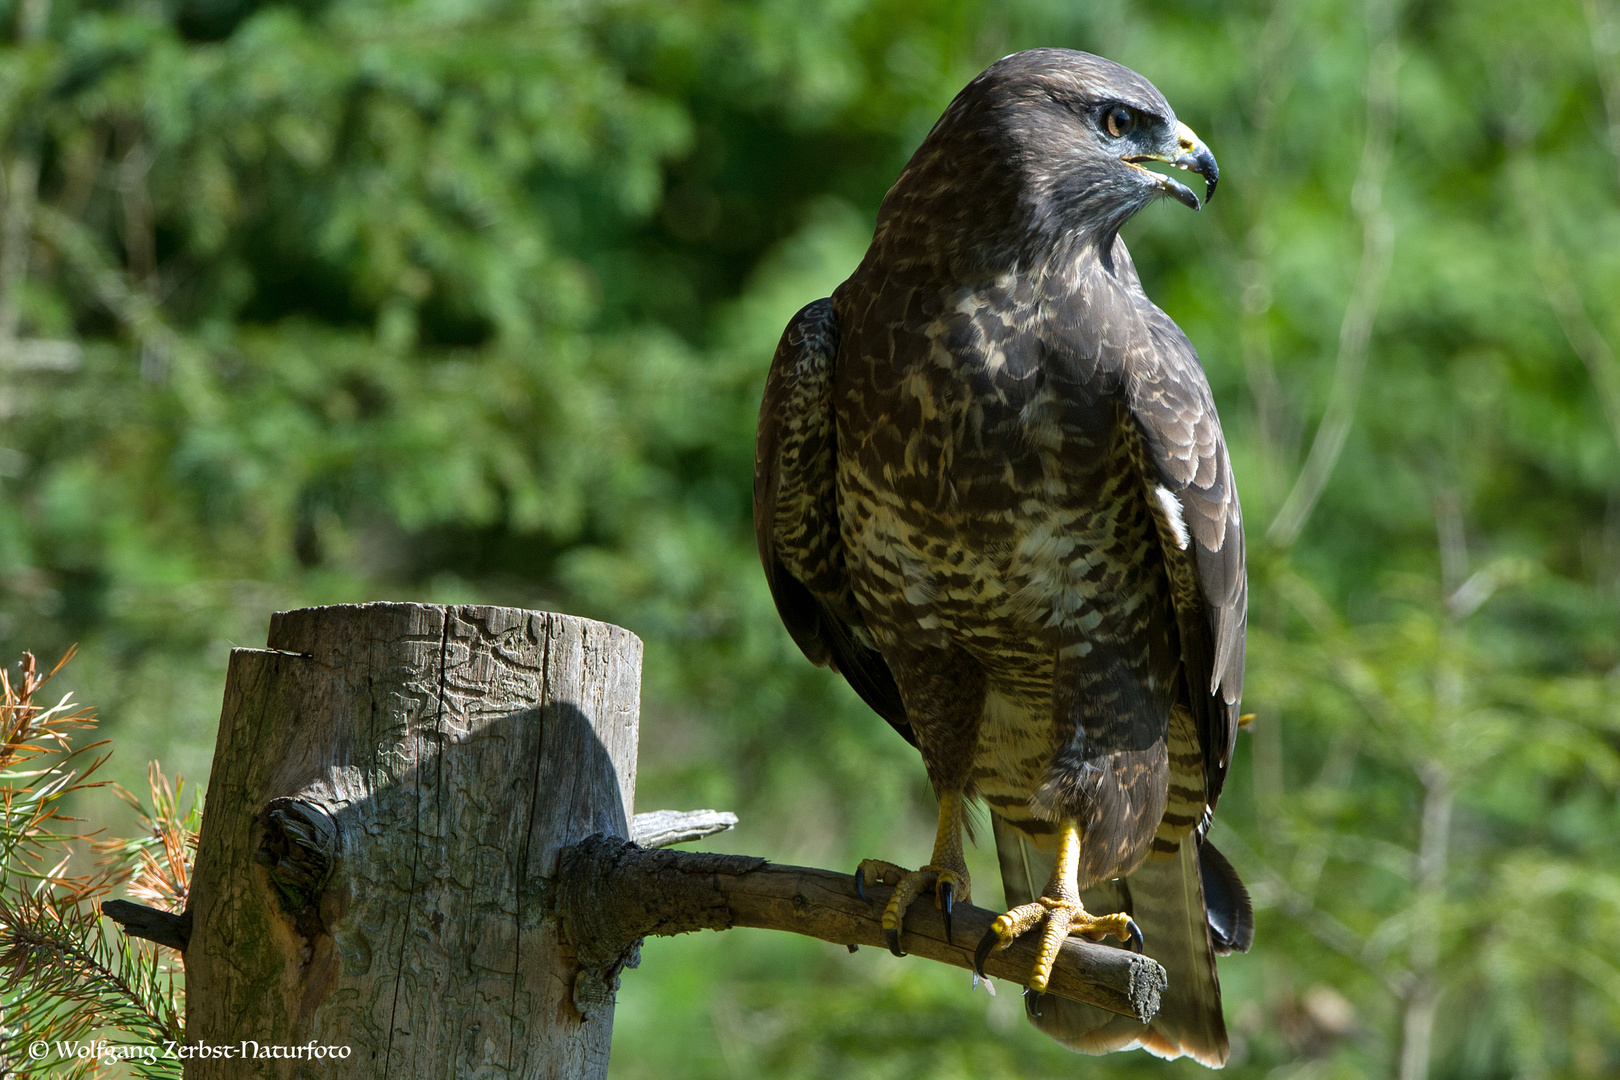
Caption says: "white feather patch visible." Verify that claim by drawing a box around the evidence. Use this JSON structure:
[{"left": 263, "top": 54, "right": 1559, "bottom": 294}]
[{"left": 1154, "top": 486, "right": 1191, "bottom": 550}]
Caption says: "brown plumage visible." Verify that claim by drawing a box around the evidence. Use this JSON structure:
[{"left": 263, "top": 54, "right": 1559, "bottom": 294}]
[{"left": 755, "top": 48, "right": 1252, "bottom": 1065}]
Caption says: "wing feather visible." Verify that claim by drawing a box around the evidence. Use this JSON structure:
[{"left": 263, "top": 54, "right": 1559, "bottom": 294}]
[
  {"left": 1127, "top": 301, "right": 1247, "bottom": 808},
  {"left": 1044, "top": 238, "right": 1247, "bottom": 809},
  {"left": 754, "top": 299, "right": 913, "bottom": 743}
]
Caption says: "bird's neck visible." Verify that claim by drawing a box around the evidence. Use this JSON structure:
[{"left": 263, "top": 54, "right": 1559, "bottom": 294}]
[{"left": 857, "top": 221, "right": 1139, "bottom": 305}]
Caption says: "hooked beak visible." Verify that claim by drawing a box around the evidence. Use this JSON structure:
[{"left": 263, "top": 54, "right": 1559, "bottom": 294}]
[{"left": 1124, "top": 121, "right": 1219, "bottom": 211}]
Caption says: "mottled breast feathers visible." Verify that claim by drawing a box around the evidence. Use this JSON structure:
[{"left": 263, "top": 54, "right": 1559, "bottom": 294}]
[{"left": 755, "top": 234, "right": 1248, "bottom": 818}]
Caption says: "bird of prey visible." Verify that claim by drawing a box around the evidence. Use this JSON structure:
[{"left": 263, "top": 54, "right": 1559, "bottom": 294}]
[{"left": 754, "top": 49, "right": 1253, "bottom": 1064}]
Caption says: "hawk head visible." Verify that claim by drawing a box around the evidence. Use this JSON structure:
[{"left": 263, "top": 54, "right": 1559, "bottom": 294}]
[{"left": 878, "top": 49, "right": 1218, "bottom": 261}]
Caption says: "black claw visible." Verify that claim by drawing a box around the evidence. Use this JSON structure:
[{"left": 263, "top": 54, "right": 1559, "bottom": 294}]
[
  {"left": 854, "top": 864, "right": 867, "bottom": 902},
  {"left": 940, "top": 880, "right": 954, "bottom": 945},
  {"left": 1024, "top": 988, "right": 1045, "bottom": 1018},
  {"left": 886, "top": 926, "right": 906, "bottom": 957},
  {"left": 973, "top": 927, "right": 999, "bottom": 979},
  {"left": 1125, "top": 917, "right": 1144, "bottom": 953}
]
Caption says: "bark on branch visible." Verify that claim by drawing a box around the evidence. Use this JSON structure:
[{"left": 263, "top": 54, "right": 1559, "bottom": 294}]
[
  {"left": 555, "top": 834, "right": 1166, "bottom": 1024},
  {"left": 101, "top": 899, "right": 190, "bottom": 951}
]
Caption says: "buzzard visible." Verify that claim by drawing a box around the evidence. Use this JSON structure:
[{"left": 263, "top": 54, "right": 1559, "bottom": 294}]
[{"left": 754, "top": 49, "right": 1253, "bottom": 1065}]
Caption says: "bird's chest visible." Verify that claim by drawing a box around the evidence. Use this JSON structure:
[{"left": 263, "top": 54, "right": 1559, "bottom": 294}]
[{"left": 834, "top": 305, "right": 1157, "bottom": 662}]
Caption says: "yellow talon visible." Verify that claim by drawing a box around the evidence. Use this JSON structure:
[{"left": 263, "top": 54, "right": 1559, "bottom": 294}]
[
  {"left": 855, "top": 858, "right": 907, "bottom": 898},
  {"left": 875, "top": 864, "right": 963, "bottom": 954},
  {"left": 852, "top": 792, "right": 972, "bottom": 956},
  {"left": 972, "top": 818, "right": 1144, "bottom": 990}
]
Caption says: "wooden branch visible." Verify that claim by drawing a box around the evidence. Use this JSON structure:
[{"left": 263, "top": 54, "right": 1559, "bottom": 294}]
[
  {"left": 101, "top": 899, "right": 190, "bottom": 951},
  {"left": 630, "top": 808, "right": 737, "bottom": 849},
  {"left": 556, "top": 834, "right": 1166, "bottom": 1024},
  {"left": 104, "top": 805, "right": 732, "bottom": 958}
]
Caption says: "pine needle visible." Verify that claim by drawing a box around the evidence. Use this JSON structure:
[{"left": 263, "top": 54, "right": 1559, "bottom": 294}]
[{"left": 0, "top": 650, "right": 186, "bottom": 1078}]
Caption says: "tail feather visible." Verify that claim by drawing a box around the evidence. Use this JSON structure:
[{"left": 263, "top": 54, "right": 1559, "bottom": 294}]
[
  {"left": 1199, "top": 839, "right": 1254, "bottom": 955},
  {"left": 991, "top": 815, "right": 1231, "bottom": 1067}
]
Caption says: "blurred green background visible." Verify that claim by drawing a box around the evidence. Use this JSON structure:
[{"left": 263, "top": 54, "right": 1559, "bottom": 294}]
[{"left": 3, "top": 0, "right": 1619, "bottom": 1075}]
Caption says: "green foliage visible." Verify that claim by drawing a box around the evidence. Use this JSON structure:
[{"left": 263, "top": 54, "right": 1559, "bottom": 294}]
[
  {"left": 2, "top": 0, "right": 1618, "bottom": 1076},
  {"left": 1, "top": 893, "right": 183, "bottom": 1079},
  {"left": 0, "top": 652, "right": 184, "bottom": 1079}
]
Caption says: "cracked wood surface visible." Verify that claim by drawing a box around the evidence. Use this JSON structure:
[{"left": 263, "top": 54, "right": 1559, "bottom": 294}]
[{"left": 184, "top": 603, "right": 641, "bottom": 1080}]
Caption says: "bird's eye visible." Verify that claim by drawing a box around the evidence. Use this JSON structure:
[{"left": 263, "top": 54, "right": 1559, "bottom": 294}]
[{"left": 1103, "top": 106, "right": 1135, "bottom": 138}]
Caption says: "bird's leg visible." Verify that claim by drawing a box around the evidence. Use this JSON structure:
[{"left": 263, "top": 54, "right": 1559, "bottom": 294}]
[
  {"left": 972, "top": 818, "right": 1141, "bottom": 992},
  {"left": 855, "top": 789, "right": 971, "bottom": 956}
]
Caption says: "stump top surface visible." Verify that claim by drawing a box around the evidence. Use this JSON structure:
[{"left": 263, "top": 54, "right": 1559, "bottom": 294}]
[{"left": 266, "top": 602, "right": 642, "bottom": 655}]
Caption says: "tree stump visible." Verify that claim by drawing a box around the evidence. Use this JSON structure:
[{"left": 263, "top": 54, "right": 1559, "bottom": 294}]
[{"left": 184, "top": 604, "right": 641, "bottom": 1079}]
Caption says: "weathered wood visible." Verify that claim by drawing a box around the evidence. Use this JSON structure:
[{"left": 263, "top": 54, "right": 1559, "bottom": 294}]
[
  {"left": 105, "top": 806, "right": 736, "bottom": 955},
  {"left": 184, "top": 603, "right": 641, "bottom": 1080},
  {"left": 102, "top": 899, "right": 190, "bottom": 951},
  {"left": 629, "top": 809, "right": 738, "bottom": 849},
  {"left": 556, "top": 835, "right": 1166, "bottom": 1023}
]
